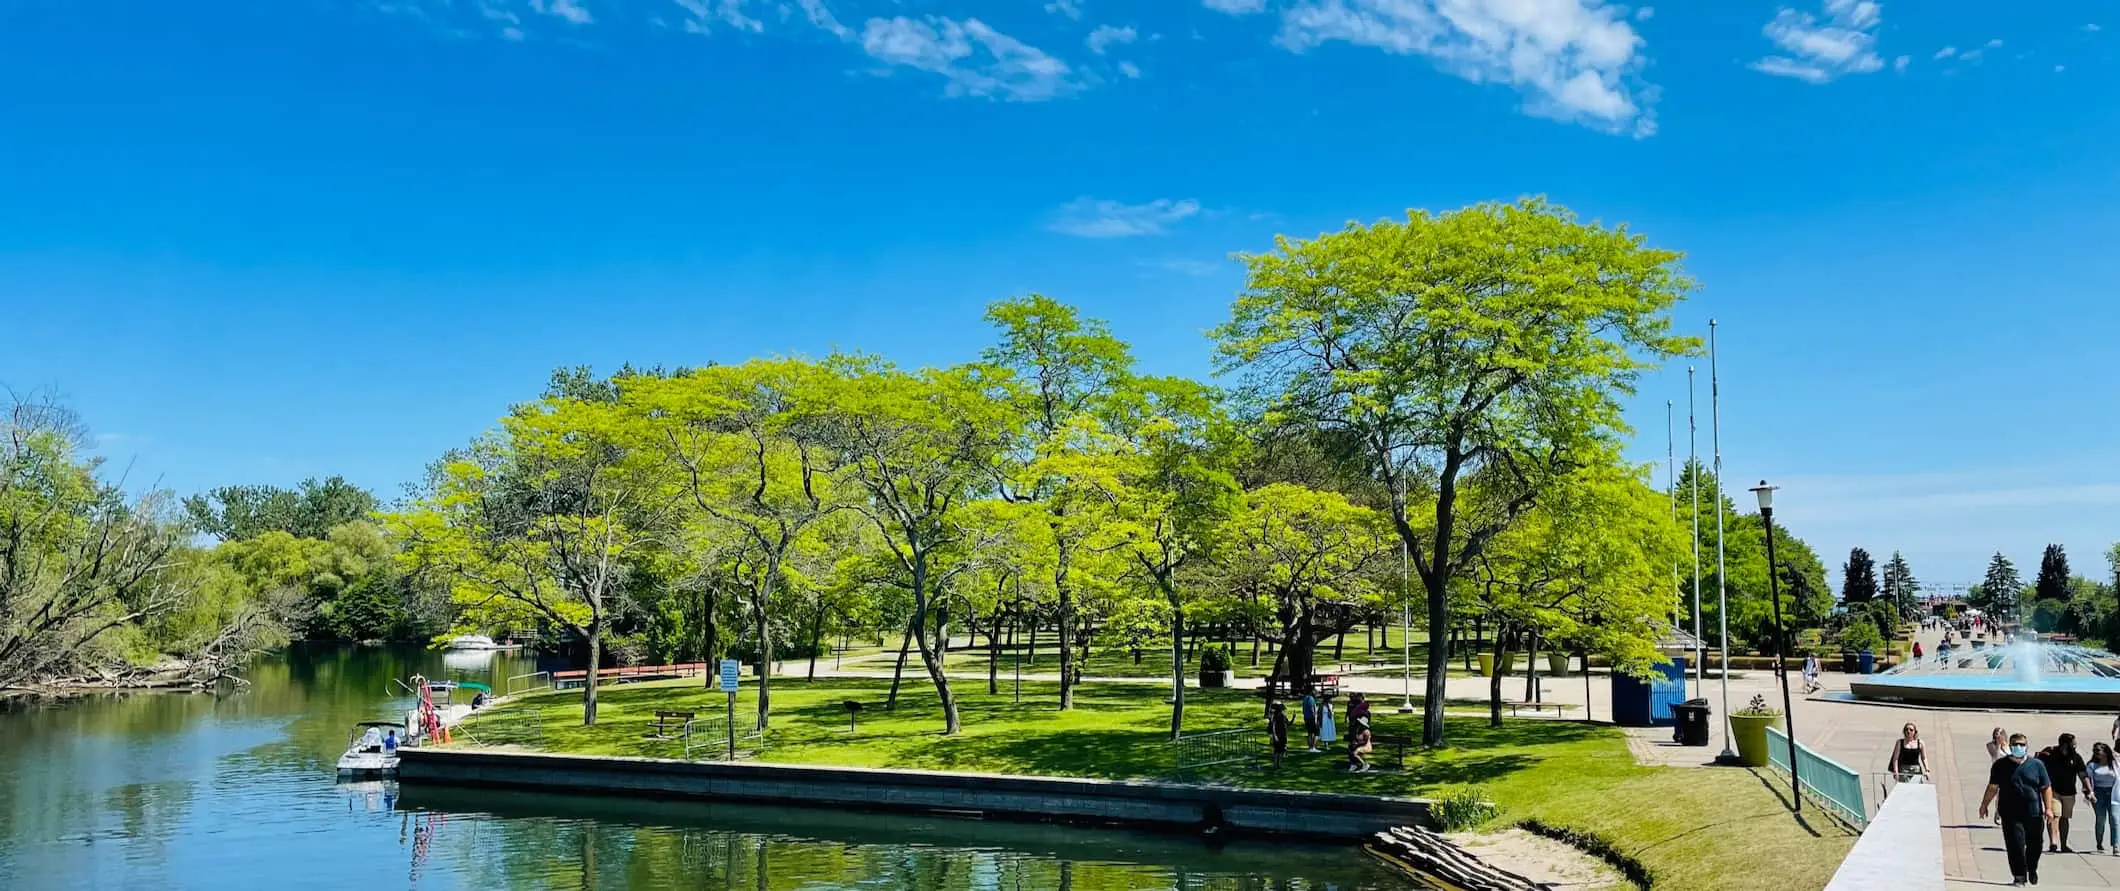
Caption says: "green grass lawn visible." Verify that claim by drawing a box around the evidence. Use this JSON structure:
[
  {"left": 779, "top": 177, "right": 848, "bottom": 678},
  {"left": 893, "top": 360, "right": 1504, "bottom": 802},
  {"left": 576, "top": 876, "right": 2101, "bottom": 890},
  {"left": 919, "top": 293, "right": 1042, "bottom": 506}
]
[{"left": 460, "top": 678, "right": 1853, "bottom": 891}]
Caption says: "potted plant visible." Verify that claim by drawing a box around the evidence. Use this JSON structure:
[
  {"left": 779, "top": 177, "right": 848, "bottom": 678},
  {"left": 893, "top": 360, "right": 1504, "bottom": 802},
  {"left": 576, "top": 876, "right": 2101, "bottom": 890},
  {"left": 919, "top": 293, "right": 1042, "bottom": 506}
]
[
  {"left": 1547, "top": 652, "right": 1571, "bottom": 677},
  {"left": 1729, "top": 694, "right": 1781, "bottom": 767},
  {"left": 1476, "top": 652, "right": 1519, "bottom": 677},
  {"left": 1198, "top": 645, "right": 1232, "bottom": 688}
]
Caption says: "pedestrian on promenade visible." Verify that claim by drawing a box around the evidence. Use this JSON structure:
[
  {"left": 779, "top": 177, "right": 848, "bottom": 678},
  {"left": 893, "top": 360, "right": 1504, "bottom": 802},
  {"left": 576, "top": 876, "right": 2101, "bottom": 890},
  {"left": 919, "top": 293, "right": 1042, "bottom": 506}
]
[
  {"left": 1802, "top": 654, "right": 1821, "bottom": 694},
  {"left": 1989, "top": 727, "right": 2010, "bottom": 761},
  {"left": 1267, "top": 702, "right": 1291, "bottom": 768},
  {"left": 2042, "top": 733, "right": 2089, "bottom": 852},
  {"left": 1888, "top": 722, "right": 1930, "bottom": 785},
  {"left": 2087, "top": 742, "right": 2120, "bottom": 854},
  {"left": 1300, "top": 692, "right": 1320, "bottom": 753},
  {"left": 1980, "top": 732, "right": 2057, "bottom": 887}
]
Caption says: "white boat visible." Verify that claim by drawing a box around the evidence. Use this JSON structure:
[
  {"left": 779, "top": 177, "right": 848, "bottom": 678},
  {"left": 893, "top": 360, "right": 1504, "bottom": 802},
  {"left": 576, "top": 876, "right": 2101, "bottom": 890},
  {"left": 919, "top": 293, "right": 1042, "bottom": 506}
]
[
  {"left": 336, "top": 721, "right": 406, "bottom": 778},
  {"left": 443, "top": 635, "right": 519, "bottom": 651}
]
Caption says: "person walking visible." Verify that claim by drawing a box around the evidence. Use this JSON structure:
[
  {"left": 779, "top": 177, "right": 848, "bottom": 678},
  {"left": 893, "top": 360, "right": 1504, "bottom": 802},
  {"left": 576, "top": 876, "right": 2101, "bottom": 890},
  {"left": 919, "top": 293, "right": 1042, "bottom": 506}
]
[
  {"left": 1888, "top": 723, "right": 1930, "bottom": 785},
  {"left": 1300, "top": 692, "right": 1320, "bottom": 753},
  {"left": 2041, "top": 733, "right": 2089, "bottom": 852},
  {"left": 1988, "top": 727, "right": 2010, "bottom": 760},
  {"left": 1981, "top": 732, "right": 2058, "bottom": 887},
  {"left": 1318, "top": 696, "right": 1339, "bottom": 745},
  {"left": 2088, "top": 742, "right": 2120, "bottom": 854},
  {"left": 1802, "top": 654, "right": 1821, "bottom": 694},
  {"left": 1267, "top": 702, "right": 1291, "bottom": 768}
]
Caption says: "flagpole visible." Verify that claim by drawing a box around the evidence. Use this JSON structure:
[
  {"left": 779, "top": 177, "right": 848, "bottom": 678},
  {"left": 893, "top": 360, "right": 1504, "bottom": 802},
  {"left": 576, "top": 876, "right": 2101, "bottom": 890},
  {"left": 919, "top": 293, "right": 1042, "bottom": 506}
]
[
  {"left": 1668, "top": 399, "right": 1681, "bottom": 699},
  {"left": 1711, "top": 321, "right": 1736, "bottom": 762},
  {"left": 1689, "top": 367, "right": 1704, "bottom": 693}
]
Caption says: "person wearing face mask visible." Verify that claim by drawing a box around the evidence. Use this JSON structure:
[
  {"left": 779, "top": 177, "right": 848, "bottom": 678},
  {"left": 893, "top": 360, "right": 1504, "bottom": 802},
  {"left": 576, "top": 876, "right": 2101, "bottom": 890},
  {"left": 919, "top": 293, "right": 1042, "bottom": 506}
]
[
  {"left": 1982, "top": 733, "right": 2059, "bottom": 887},
  {"left": 2040, "top": 733, "right": 2089, "bottom": 853}
]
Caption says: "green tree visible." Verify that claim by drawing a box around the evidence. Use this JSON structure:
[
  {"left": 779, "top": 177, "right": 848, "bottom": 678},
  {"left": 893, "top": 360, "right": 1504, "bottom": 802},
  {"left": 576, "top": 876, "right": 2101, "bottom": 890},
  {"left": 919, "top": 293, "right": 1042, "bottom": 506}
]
[
  {"left": 1211, "top": 484, "right": 1392, "bottom": 698},
  {"left": 1840, "top": 548, "right": 1877, "bottom": 608},
  {"left": 1880, "top": 552, "right": 1919, "bottom": 623},
  {"left": 2035, "top": 544, "right": 2072, "bottom": 604},
  {"left": 1975, "top": 553, "right": 2023, "bottom": 619},
  {"left": 1214, "top": 198, "right": 1696, "bottom": 745},
  {"left": 981, "top": 295, "right": 1134, "bottom": 711},
  {"left": 183, "top": 476, "right": 379, "bottom": 541}
]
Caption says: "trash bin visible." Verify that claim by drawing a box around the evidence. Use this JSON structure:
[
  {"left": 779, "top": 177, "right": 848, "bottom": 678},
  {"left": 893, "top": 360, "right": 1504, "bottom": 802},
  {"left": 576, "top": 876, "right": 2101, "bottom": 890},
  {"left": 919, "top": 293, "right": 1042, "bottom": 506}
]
[
  {"left": 1857, "top": 650, "right": 1875, "bottom": 675},
  {"left": 1672, "top": 699, "right": 1712, "bottom": 747},
  {"left": 1840, "top": 651, "right": 1860, "bottom": 674}
]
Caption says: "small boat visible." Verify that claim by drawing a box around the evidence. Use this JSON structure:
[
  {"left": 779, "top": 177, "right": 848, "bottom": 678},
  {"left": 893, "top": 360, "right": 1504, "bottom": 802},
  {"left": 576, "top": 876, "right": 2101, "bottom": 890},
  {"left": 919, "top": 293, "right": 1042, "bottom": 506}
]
[
  {"left": 443, "top": 635, "right": 520, "bottom": 651},
  {"left": 336, "top": 721, "right": 407, "bottom": 778}
]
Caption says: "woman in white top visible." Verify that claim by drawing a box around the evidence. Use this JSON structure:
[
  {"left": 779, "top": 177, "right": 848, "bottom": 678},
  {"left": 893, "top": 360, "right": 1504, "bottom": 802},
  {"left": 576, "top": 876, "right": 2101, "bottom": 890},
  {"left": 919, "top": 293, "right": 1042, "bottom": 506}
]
[
  {"left": 1888, "top": 722, "right": 1930, "bottom": 784},
  {"left": 1986, "top": 726, "right": 2009, "bottom": 761},
  {"left": 2090, "top": 742, "right": 2120, "bottom": 854}
]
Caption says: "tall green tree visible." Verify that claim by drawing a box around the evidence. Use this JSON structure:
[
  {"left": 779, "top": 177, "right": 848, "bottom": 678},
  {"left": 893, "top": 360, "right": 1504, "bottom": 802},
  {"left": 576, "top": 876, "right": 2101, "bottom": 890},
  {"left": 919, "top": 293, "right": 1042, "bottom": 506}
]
[
  {"left": 183, "top": 476, "right": 379, "bottom": 541},
  {"left": 1214, "top": 198, "right": 1696, "bottom": 745},
  {"left": 1841, "top": 548, "right": 1878, "bottom": 607},
  {"left": 1880, "top": 552, "right": 1920, "bottom": 623},
  {"left": 1210, "top": 484, "right": 1392, "bottom": 697},
  {"left": 981, "top": 295, "right": 1133, "bottom": 711},
  {"left": 2035, "top": 544, "right": 2072, "bottom": 604},
  {"left": 1975, "top": 553, "right": 2023, "bottom": 619}
]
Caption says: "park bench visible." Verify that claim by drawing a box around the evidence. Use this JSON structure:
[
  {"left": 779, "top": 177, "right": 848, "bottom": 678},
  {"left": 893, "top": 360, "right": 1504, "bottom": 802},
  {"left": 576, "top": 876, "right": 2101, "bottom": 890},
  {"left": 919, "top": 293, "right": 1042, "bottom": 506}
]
[
  {"left": 1372, "top": 732, "right": 1415, "bottom": 770},
  {"left": 647, "top": 710, "right": 696, "bottom": 739},
  {"left": 1500, "top": 700, "right": 1579, "bottom": 718},
  {"left": 1262, "top": 673, "right": 1343, "bottom": 699}
]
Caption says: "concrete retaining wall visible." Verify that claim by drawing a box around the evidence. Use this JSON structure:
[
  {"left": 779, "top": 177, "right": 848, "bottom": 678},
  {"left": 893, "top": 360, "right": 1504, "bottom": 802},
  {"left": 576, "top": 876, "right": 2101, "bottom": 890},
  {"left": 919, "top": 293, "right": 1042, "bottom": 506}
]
[
  {"left": 1825, "top": 782, "right": 1943, "bottom": 891},
  {"left": 396, "top": 748, "right": 1432, "bottom": 839}
]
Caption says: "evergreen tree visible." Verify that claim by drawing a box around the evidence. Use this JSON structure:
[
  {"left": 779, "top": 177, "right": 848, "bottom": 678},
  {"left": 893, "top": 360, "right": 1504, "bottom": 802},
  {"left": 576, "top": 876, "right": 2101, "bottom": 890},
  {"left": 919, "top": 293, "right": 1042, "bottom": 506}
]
[
  {"left": 1841, "top": 547, "right": 1878, "bottom": 606},
  {"left": 1976, "top": 553, "right": 2023, "bottom": 618},
  {"left": 2036, "top": 544, "right": 2072, "bottom": 604},
  {"left": 1880, "top": 552, "right": 1919, "bottom": 621}
]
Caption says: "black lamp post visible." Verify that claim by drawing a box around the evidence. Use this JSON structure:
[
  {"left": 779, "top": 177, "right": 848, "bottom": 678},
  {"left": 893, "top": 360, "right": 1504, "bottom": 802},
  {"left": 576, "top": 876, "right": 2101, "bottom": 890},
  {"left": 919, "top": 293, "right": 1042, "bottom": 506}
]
[{"left": 1752, "top": 479, "right": 1800, "bottom": 813}]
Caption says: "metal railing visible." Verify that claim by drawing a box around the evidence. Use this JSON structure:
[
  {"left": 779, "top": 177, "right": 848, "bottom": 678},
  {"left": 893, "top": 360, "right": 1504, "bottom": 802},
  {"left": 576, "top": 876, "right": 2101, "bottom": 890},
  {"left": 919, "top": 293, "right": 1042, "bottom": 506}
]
[
  {"left": 681, "top": 715, "right": 767, "bottom": 762},
  {"left": 503, "top": 671, "right": 551, "bottom": 696},
  {"left": 1767, "top": 725, "right": 1868, "bottom": 828},
  {"left": 1169, "top": 727, "right": 1262, "bottom": 775}
]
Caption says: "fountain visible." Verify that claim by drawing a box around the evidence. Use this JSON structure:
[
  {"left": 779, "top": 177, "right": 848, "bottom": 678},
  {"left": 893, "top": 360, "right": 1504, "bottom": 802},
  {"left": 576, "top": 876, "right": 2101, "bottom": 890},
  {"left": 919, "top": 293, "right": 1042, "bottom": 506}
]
[{"left": 1848, "top": 637, "right": 2120, "bottom": 711}]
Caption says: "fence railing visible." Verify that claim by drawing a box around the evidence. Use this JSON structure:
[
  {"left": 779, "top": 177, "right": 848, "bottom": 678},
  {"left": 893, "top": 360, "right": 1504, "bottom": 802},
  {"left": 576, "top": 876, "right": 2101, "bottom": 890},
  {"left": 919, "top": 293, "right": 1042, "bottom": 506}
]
[
  {"left": 681, "top": 715, "right": 767, "bottom": 762},
  {"left": 503, "top": 671, "right": 551, "bottom": 696},
  {"left": 1767, "top": 725, "right": 1868, "bottom": 828},
  {"left": 1169, "top": 727, "right": 1262, "bottom": 775}
]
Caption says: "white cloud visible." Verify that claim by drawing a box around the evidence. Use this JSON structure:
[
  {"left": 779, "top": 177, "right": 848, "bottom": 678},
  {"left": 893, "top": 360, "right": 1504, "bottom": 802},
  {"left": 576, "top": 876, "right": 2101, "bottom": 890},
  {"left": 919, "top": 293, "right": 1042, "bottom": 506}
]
[
  {"left": 793, "top": 0, "right": 852, "bottom": 39},
  {"left": 532, "top": 0, "right": 591, "bottom": 24},
  {"left": 1274, "top": 0, "right": 1651, "bottom": 136},
  {"left": 2086, "top": 24, "right": 2102, "bottom": 33},
  {"left": 1049, "top": 197, "right": 1201, "bottom": 237},
  {"left": 1933, "top": 45, "right": 1955, "bottom": 59},
  {"left": 1086, "top": 25, "right": 1138, "bottom": 54},
  {"left": 1892, "top": 54, "right": 1907, "bottom": 72},
  {"left": 1752, "top": 0, "right": 1885, "bottom": 84},
  {"left": 1958, "top": 37, "right": 2001, "bottom": 62},
  {"left": 1204, "top": 0, "right": 1269, "bottom": 14},
  {"left": 1118, "top": 60, "right": 1143, "bottom": 78},
  {"left": 1142, "top": 258, "right": 1227, "bottom": 276},
  {"left": 860, "top": 16, "right": 1078, "bottom": 101},
  {"left": 1634, "top": 6, "right": 1652, "bottom": 20},
  {"left": 1046, "top": 0, "right": 1083, "bottom": 20},
  {"left": 671, "top": 0, "right": 763, "bottom": 33}
]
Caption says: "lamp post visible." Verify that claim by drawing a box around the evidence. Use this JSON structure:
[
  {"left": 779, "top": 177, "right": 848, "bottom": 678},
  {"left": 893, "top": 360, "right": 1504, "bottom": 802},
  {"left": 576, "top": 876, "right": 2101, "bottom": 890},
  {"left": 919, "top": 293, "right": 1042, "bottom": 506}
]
[
  {"left": 1752, "top": 479, "right": 1800, "bottom": 813},
  {"left": 1399, "top": 537, "right": 1416, "bottom": 714}
]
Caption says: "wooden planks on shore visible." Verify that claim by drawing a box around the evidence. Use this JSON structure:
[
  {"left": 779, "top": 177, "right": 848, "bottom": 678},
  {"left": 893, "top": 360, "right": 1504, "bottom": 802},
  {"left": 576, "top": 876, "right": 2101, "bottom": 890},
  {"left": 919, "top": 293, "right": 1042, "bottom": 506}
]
[{"left": 1365, "top": 825, "right": 1551, "bottom": 891}]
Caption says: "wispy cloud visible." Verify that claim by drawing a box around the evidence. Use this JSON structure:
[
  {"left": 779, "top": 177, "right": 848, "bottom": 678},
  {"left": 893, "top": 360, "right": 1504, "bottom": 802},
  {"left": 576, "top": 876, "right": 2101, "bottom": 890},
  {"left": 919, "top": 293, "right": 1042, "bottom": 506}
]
[
  {"left": 1753, "top": 0, "right": 1885, "bottom": 84},
  {"left": 1049, "top": 197, "right": 1201, "bottom": 238},
  {"left": 2086, "top": 24, "right": 2102, "bottom": 33},
  {"left": 1635, "top": 7, "right": 1654, "bottom": 21},
  {"left": 1892, "top": 54, "right": 1908, "bottom": 73},
  {"left": 1274, "top": 0, "right": 1652, "bottom": 136},
  {"left": 1118, "top": 60, "right": 1142, "bottom": 78},
  {"left": 1045, "top": 0, "right": 1083, "bottom": 20},
  {"left": 1958, "top": 37, "right": 2002, "bottom": 62},
  {"left": 1086, "top": 24, "right": 1137, "bottom": 55},
  {"left": 1202, "top": 0, "right": 1269, "bottom": 14},
  {"left": 859, "top": 16, "right": 1078, "bottom": 101},
  {"left": 532, "top": 0, "right": 591, "bottom": 25},
  {"left": 1141, "top": 258, "right": 1229, "bottom": 277},
  {"left": 1933, "top": 45, "right": 1956, "bottom": 60}
]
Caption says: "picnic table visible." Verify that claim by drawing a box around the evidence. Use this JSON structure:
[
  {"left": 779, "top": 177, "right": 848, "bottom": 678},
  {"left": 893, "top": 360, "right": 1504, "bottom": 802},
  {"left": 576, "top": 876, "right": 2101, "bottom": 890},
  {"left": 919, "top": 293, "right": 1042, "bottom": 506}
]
[
  {"left": 647, "top": 710, "right": 696, "bottom": 739},
  {"left": 1372, "top": 732, "right": 1415, "bottom": 770}
]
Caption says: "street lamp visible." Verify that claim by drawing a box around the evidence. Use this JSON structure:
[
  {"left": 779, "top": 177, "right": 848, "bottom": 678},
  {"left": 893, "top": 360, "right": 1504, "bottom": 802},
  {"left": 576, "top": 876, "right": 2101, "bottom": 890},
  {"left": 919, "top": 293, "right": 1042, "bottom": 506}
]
[
  {"left": 1752, "top": 479, "right": 1800, "bottom": 813},
  {"left": 1399, "top": 537, "right": 1416, "bottom": 714}
]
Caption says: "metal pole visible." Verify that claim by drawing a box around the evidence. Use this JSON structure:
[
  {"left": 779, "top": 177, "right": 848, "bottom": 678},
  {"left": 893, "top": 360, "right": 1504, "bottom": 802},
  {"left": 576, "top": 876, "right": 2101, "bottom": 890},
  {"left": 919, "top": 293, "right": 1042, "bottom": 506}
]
[
  {"left": 1762, "top": 501, "right": 1800, "bottom": 812},
  {"left": 1711, "top": 321, "right": 1735, "bottom": 762},
  {"left": 726, "top": 690, "right": 737, "bottom": 762},
  {"left": 1688, "top": 367, "right": 1704, "bottom": 692},
  {"left": 1400, "top": 537, "right": 1415, "bottom": 713},
  {"left": 1667, "top": 400, "right": 1681, "bottom": 698}
]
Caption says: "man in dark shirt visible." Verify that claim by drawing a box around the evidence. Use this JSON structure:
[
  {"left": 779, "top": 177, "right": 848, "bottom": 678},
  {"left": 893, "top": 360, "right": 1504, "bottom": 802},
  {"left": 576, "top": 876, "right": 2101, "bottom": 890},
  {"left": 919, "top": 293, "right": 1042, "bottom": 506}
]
[
  {"left": 2038, "top": 734, "right": 2088, "bottom": 852},
  {"left": 1983, "top": 732, "right": 2059, "bottom": 886}
]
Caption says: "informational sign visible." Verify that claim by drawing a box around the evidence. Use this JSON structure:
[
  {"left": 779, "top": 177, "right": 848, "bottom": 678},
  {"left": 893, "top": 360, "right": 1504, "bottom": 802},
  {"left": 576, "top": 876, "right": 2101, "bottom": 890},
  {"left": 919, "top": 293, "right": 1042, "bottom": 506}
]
[{"left": 719, "top": 659, "right": 740, "bottom": 693}]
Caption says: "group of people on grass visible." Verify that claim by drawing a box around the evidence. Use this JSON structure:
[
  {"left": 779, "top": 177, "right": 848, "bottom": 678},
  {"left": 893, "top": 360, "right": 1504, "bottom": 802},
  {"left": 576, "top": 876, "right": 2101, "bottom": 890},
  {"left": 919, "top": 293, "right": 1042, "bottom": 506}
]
[
  {"left": 1953, "top": 722, "right": 2120, "bottom": 887},
  {"left": 1266, "top": 691, "right": 1376, "bottom": 772}
]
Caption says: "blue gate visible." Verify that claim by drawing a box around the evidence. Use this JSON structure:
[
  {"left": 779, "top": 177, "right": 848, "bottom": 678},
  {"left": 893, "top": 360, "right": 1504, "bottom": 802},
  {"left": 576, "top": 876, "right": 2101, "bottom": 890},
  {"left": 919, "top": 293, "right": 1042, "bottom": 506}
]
[{"left": 1612, "top": 657, "right": 1687, "bottom": 726}]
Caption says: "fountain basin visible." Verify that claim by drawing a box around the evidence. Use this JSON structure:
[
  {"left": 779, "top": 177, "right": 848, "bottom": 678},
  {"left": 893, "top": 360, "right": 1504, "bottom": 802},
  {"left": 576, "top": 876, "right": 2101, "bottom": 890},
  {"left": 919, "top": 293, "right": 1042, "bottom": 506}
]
[{"left": 1846, "top": 640, "right": 2120, "bottom": 711}]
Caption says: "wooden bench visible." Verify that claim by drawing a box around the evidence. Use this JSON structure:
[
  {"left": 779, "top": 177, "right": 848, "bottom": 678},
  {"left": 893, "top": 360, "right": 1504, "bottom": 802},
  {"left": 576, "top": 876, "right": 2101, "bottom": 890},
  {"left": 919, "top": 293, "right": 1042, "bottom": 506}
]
[
  {"left": 647, "top": 710, "right": 696, "bottom": 739},
  {"left": 1501, "top": 700, "right": 1579, "bottom": 718},
  {"left": 1371, "top": 732, "right": 1415, "bottom": 770},
  {"left": 1262, "top": 673, "right": 1343, "bottom": 699}
]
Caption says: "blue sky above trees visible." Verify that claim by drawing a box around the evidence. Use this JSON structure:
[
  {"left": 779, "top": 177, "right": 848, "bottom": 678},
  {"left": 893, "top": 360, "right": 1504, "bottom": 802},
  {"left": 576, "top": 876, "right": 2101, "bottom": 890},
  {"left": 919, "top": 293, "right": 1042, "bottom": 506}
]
[{"left": 3, "top": 0, "right": 2116, "bottom": 584}]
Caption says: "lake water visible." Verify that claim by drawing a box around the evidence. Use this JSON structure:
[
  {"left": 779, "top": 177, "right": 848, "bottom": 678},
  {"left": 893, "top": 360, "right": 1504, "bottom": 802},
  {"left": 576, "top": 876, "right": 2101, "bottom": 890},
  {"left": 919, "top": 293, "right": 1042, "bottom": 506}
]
[{"left": 0, "top": 645, "right": 1409, "bottom": 890}]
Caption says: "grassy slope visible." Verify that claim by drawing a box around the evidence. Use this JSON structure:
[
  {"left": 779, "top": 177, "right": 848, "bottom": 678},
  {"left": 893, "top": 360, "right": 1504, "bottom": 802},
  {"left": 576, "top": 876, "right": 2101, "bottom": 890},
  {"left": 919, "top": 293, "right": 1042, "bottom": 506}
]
[{"left": 460, "top": 678, "right": 1854, "bottom": 891}]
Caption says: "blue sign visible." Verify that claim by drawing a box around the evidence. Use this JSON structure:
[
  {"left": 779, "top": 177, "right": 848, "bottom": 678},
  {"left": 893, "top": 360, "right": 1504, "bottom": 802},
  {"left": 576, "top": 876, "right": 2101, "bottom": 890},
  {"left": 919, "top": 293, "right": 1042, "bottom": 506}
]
[{"left": 719, "top": 659, "right": 740, "bottom": 693}]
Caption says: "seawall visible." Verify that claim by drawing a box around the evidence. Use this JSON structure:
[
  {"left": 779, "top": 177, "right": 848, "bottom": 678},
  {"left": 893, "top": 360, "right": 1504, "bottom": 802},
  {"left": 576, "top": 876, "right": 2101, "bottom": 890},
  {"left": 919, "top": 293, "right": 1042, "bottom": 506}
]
[{"left": 396, "top": 748, "right": 1432, "bottom": 839}]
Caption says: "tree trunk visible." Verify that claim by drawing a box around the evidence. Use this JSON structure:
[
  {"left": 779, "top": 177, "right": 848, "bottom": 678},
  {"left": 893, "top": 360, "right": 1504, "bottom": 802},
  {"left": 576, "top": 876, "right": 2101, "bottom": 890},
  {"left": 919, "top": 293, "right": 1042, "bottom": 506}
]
[
  {"left": 1488, "top": 626, "right": 1507, "bottom": 728},
  {"left": 988, "top": 611, "right": 1003, "bottom": 695},
  {"left": 1250, "top": 632, "right": 1261, "bottom": 667},
  {"left": 1424, "top": 571, "right": 1452, "bottom": 746},
  {"left": 911, "top": 559, "right": 961, "bottom": 734},
  {"left": 701, "top": 585, "right": 720, "bottom": 688},
  {"left": 806, "top": 599, "right": 827, "bottom": 681},
  {"left": 1168, "top": 592, "right": 1187, "bottom": 742},
  {"left": 1056, "top": 529, "right": 1076, "bottom": 711},
  {"left": 753, "top": 586, "right": 773, "bottom": 731},
  {"left": 1523, "top": 630, "right": 1541, "bottom": 703},
  {"left": 1334, "top": 627, "right": 1347, "bottom": 662},
  {"left": 885, "top": 613, "right": 916, "bottom": 709},
  {"left": 583, "top": 625, "right": 601, "bottom": 726}
]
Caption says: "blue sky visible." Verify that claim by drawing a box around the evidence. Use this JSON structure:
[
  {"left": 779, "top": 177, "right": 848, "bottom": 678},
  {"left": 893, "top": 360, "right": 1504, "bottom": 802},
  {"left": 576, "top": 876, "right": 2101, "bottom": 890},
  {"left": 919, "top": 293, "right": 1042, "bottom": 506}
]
[{"left": 4, "top": 0, "right": 2117, "bottom": 587}]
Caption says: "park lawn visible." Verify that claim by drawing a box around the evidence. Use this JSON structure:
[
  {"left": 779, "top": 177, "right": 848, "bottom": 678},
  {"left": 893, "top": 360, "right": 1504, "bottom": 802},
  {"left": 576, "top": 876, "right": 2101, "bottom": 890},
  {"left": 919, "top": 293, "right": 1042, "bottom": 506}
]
[{"left": 460, "top": 679, "right": 1853, "bottom": 891}]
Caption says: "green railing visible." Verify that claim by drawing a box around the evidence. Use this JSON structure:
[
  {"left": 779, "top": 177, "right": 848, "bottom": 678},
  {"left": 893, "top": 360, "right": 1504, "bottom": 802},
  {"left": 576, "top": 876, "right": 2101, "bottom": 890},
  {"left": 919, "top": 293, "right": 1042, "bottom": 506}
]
[{"left": 1767, "top": 725, "right": 1868, "bottom": 828}]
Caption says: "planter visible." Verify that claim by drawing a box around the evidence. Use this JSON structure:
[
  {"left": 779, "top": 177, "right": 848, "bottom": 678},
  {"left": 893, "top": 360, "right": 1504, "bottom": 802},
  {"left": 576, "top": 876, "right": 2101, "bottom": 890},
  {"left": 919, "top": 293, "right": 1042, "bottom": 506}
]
[
  {"left": 1476, "top": 653, "right": 1520, "bottom": 677},
  {"left": 1546, "top": 653, "right": 1571, "bottom": 676},
  {"left": 1730, "top": 713, "right": 1780, "bottom": 767},
  {"left": 1198, "top": 669, "right": 1229, "bottom": 689}
]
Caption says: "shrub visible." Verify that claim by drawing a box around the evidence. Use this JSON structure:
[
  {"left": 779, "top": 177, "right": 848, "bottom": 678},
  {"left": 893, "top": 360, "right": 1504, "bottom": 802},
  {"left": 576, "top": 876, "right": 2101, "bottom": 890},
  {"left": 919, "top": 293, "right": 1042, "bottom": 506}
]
[
  {"left": 1430, "top": 786, "right": 1501, "bottom": 831},
  {"left": 1199, "top": 645, "right": 1231, "bottom": 674},
  {"left": 1839, "top": 619, "right": 1884, "bottom": 654},
  {"left": 1736, "top": 694, "right": 1780, "bottom": 717}
]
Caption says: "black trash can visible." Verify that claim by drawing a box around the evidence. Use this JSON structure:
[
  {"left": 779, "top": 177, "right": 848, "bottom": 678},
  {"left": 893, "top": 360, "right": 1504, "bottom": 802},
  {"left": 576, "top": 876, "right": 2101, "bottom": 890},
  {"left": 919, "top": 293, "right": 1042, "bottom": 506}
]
[
  {"left": 1672, "top": 699, "right": 1712, "bottom": 747},
  {"left": 1840, "top": 651, "right": 1861, "bottom": 674}
]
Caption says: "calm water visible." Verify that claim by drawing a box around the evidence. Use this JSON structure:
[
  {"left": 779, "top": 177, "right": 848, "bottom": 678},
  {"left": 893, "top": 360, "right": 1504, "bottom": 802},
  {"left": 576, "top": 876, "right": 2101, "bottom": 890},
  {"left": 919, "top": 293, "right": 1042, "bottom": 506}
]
[{"left": 0, "top": 646, "right": 1407, "bottom": 890}]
